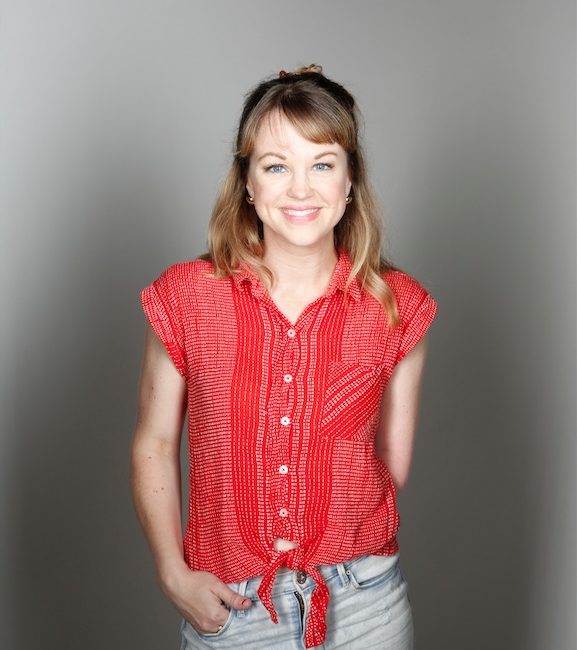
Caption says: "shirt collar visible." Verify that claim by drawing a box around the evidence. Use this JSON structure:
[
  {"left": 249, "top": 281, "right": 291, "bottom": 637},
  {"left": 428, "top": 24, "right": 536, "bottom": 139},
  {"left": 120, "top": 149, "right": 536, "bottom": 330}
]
[
  {"left": 325, "top": 250, "right": 362, "bottom": 302},
  {"left": 231, "top": 251, "right": 362, "bottom": 303}
]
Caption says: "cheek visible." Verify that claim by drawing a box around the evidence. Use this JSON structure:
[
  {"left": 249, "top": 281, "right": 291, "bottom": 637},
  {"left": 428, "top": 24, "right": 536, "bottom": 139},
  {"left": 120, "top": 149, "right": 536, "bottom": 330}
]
[
  {"left": 329, "top": 175, "right": 350, "bottom": 199},
  {"left": 254, "top": 177, "right": 286, "bottom": 200},
  {"left": 334, "top": 166, "right": 351, "bottom": 189}
]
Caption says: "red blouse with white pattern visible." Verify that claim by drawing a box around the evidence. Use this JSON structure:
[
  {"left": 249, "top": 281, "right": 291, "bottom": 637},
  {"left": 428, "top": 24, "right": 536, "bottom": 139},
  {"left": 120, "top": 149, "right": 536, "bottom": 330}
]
[{"left": 141, "top": 252, "right": 437, "bottom": 648}]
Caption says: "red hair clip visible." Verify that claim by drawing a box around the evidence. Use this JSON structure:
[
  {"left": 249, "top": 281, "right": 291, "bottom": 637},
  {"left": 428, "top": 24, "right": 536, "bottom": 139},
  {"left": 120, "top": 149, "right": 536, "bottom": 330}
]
[{"left": 278, "top": 70, "right": 287, "bottom": 78}]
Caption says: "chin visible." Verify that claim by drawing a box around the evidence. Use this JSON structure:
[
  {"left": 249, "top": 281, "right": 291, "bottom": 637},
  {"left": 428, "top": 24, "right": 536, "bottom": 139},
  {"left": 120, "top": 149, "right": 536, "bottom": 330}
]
[{"left": 285, "top": 233, "right": 335, "bottom": 250}]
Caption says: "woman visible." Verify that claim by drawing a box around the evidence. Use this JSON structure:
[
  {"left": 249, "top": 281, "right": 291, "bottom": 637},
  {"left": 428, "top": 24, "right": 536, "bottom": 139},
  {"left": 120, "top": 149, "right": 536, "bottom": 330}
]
[{"left": 131, "top": 64, "right": 437, "bottom": 649}]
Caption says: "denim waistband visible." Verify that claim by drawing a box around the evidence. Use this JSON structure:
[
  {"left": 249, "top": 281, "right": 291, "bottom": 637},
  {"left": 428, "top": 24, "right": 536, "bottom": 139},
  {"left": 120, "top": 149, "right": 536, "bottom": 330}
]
[{"left": 231, "top": 553, "right": 400, "bottom": 599}]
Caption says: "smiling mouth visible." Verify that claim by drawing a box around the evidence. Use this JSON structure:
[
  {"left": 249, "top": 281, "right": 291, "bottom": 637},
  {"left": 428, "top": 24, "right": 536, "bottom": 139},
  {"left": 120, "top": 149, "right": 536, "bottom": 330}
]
[{"left": 283, "top": 208, "right": 320, "bottom": 217}]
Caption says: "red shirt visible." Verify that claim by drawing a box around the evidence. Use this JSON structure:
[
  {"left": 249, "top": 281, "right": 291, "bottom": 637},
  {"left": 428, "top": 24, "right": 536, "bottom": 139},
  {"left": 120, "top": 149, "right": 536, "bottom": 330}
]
[{"left": 141, "top": 252, "right": 437, "bottom": 648}]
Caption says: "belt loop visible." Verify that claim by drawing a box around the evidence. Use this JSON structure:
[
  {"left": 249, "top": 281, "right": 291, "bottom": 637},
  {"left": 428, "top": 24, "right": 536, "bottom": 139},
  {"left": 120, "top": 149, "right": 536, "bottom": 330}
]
[
  {"left": 238, "top": 579, "right": 249, "bottom": 598},
  {"left": 336, "top": 562, "right": 350, "bottom": 588},
  {"left": 235, "top": 580, "right": 249, "bottom": 618}
]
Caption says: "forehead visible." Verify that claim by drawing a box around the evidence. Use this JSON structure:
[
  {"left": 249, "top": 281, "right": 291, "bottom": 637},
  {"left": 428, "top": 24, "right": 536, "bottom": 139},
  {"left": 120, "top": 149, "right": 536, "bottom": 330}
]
[{"left": 252, "top": 111, "right": 342, "bottom": 155}]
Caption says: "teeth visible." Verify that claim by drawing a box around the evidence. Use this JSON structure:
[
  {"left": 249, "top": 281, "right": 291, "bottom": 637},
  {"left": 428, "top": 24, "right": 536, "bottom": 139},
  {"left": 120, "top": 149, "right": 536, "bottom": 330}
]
[{"left": 285, "top": 208, "right": 317, "bottom": 216}]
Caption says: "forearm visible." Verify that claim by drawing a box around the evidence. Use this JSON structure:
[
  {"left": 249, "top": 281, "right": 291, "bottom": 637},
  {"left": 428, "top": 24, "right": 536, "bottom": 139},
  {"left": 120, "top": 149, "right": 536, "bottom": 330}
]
[
  {"left": 375, "top": 338, "right": 428, "bottom": 492},
  {"left": 131, "top": 432, "right": 187, "bottom": 580},
  {"left": 129, "top": 327, "right": 254, "bottom": 630},
  {"left": 131, "top": 427, "right": 253, "bottom": 631}
]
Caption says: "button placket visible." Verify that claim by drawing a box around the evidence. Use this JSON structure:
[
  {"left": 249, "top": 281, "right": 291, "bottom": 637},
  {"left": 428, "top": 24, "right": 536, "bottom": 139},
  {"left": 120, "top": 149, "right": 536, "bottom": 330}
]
[
  {"left": 275, "top": 406, "right": 291, "bottom": 523},
  {"left": 270, "top": 323, "right": 299, "bottom": 531},
  {"left": 277, "top": 334, "right": 295, "bottom": 496}
]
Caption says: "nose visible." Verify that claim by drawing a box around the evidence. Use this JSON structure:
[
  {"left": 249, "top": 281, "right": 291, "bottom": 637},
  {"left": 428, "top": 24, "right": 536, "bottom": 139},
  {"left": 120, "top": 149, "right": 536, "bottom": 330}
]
[{"left": 287, "top": 169, "right": 313, "bottom": 199}]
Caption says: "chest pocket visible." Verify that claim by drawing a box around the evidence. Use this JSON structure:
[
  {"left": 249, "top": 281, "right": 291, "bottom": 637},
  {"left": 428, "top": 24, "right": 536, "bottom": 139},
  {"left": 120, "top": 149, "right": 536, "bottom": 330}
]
[{"left": 320, "top": 361, "right": 385, "bottom": 441}]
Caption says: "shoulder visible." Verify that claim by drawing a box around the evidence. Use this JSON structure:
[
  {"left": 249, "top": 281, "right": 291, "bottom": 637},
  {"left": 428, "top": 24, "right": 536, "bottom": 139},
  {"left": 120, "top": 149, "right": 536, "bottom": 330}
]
[
  {"left": 157, "top": 259, "right": 216, "bottom": 285},
  {"left": 382, "top": 268, "right": 438, "bottom": 328},
  {"left": 149, "top": 259, "right": 223, "bottom": 297},
  {"left": 144, "top": 259, "right": 221, "bottom": 310},
  {"left": 382, "top": 268, "right": 424, "bottom": 294}
]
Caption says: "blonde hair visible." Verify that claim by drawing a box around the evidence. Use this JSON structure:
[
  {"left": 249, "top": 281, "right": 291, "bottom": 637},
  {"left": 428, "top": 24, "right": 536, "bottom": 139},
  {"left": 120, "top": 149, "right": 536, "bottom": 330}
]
[{"left": 207, "top": 65, "right": 398, "bottom": 326}]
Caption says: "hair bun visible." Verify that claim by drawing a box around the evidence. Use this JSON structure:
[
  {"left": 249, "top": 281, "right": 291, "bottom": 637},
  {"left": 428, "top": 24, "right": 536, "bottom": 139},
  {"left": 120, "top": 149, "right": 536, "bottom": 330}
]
[{"left": 292, "top": 64, "right": 323, "bottom": 75}]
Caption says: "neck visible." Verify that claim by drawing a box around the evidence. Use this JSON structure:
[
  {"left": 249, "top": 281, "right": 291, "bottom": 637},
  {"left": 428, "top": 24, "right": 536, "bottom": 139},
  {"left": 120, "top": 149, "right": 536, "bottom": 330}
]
[{"left": 262, "top": 243, "right": 339, "bottom": 291}]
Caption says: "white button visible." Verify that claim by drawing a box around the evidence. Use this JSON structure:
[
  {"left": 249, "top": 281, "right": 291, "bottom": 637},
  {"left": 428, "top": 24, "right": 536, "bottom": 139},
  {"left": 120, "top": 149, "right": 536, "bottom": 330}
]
[
  {"left": 287, "top": 328, "right": 296, "bottom": 338},
  {"left": 283, "top": 374, "right": 293, "bottom": 383},
  {"left": 279, "top": 465, "right": 289, "bottom": 474},
  {"left": 280, "top": 416, "right": 291, "bottom": 426},
  {"left": 279, "top": 508, "right": 289, "bottom": 518}
]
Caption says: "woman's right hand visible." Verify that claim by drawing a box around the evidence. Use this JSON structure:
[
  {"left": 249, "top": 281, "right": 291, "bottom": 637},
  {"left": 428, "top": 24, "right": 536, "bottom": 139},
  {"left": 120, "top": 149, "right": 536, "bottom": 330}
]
[{"left": 160, "top": 564, "right": 253, "bottom": 634}]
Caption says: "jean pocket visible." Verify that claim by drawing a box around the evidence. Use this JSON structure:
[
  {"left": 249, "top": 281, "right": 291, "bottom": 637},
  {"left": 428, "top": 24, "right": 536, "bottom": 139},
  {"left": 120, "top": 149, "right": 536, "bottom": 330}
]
[
  {"left": 344, "top": 554, "right": 400, "bottom": 591},
  {"left": 181, "top": 606, "right": 235, "bottom": 643}
]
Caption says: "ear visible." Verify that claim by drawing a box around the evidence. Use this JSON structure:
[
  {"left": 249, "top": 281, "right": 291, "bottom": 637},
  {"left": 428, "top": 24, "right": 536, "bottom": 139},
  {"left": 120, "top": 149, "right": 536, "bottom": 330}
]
[
  {"left": 346, "top": 177, "right": 352, "bottom": 197},
  {"left": 246, "top": 180, "right": 254, "bottom": 198}
]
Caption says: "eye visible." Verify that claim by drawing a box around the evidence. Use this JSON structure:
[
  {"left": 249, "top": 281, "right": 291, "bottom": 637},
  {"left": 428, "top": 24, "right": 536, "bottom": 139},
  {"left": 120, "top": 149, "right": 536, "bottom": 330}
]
[
  {"left": 265, "top": 164, "right": 287, "bottom": 174},
  {"left": 313, "top": 162, "right": 333, "bottom": 171}
]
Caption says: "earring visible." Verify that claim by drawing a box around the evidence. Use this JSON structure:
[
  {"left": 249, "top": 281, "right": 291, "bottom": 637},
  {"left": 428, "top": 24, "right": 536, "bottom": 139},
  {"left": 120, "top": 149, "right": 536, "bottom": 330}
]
[
  {"left": 246, "top": 195, "right": 255, "bottom": 204},
  {"left": 345, "top": 195, "right": 353, "bottom": 204}
]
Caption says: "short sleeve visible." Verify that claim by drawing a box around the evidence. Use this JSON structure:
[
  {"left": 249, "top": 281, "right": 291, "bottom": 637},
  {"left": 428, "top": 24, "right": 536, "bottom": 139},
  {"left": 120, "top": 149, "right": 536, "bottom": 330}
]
[
  {"left": 140, "top": 266, "right": 187, "bottom": 376},
  {"left": 391, "top": 272, "right": 438, "bottom": 364}
]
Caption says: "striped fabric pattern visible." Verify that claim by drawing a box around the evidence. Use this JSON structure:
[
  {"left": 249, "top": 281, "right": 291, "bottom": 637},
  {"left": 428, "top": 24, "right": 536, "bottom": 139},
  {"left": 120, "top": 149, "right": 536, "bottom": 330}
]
[{"left": 141, "top": 252, "right": 437, "bottom": 648}]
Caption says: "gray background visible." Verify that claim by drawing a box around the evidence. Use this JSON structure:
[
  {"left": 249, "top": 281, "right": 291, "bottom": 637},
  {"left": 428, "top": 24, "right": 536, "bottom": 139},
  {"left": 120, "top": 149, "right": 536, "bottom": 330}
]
[{"left": 1, "top": 1, "right": 575, "bottom": 649}]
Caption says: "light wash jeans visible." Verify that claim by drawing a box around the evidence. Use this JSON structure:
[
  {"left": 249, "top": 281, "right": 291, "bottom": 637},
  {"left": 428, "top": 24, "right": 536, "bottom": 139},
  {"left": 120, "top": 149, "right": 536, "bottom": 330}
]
[{"left": 180, "top": 554, "right": 414, "bottom": 649}]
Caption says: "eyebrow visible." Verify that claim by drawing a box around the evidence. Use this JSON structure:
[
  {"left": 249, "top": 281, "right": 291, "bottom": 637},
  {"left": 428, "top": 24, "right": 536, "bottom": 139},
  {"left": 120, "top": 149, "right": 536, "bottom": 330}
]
[
  {"left": 256, "top": 150, "right": 338, "bottom": 162},
  {"left": 257, "top": 152, "right": 286, "bottom": 162}
]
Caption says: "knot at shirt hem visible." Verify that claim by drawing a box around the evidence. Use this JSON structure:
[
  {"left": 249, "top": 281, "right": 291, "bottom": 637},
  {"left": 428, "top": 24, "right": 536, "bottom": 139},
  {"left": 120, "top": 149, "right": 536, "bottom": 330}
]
[{"left": 257, "top": 549, "right": 329, "bottom": 649}]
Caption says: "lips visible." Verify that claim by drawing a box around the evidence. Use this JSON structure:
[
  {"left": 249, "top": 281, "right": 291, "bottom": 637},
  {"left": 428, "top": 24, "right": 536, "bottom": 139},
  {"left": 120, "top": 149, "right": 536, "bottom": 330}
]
[{"left": 281, "top": 207, "right": 321, "bottom": 223}]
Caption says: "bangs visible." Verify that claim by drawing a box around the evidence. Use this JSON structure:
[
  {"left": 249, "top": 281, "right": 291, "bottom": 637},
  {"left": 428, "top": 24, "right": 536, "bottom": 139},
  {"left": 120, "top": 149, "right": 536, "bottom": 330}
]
[
  {"left": 239, "top": 84, "right": 357, "bottom": 158},
  {"left": 281, "top": 94, "right": 356, "bottom": 148}
]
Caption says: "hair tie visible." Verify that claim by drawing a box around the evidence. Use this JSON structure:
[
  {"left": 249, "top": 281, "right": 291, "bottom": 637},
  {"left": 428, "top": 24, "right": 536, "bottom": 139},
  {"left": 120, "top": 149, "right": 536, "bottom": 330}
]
[{"left": 278, "top": 64, "right": 323, "bottom": 79}]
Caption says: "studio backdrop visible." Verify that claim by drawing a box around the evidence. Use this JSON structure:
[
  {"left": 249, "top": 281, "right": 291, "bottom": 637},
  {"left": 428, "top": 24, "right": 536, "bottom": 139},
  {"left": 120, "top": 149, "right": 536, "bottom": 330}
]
[{"left": 0, "top": 1, "right": 575, "bottom": 649}]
